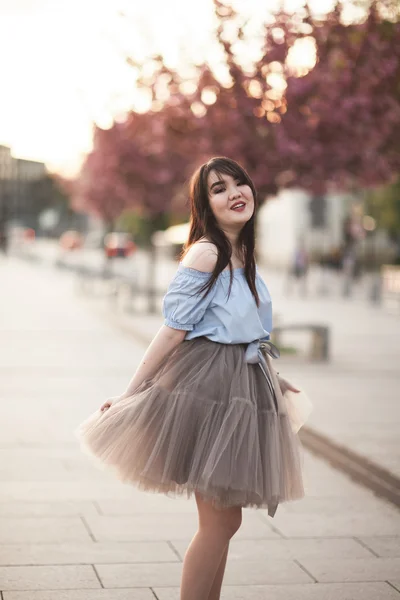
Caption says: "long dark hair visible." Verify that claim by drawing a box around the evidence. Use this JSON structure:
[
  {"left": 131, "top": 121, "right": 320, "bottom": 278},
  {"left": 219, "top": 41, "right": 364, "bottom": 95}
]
[{"left": 181, "top": 156, "right": 260, "bottom": 306}]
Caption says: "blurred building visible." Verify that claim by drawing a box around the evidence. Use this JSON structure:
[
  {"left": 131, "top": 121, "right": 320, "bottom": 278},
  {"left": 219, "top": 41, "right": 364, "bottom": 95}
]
[
  {"left": 257, "top": 188, "right": 353, "bottom": 269},
  {"left": 0, "top": 146, "right": 14, "bottom": 218},
  {"left": 257, "top": 188, "right": 394, "bottom": 270},
  {"left": 0, "top": 144, "right": 46, "bottom": 228}
]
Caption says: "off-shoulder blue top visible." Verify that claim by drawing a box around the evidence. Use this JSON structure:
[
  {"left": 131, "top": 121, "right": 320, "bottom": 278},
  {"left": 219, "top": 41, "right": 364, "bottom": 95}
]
[{"left": 162, "top": 263, "right": 272, "bottom": 344}]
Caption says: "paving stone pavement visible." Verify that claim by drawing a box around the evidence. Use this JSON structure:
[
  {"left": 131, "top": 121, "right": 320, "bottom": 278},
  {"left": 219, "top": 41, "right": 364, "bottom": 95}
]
[{"left": 0, "top": 256, "right": 399, "bottom": 599}]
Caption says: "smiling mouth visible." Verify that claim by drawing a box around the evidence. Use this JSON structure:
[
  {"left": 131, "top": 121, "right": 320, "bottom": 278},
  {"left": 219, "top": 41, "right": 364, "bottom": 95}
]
[{"left": 231, "top": 202, "right": 246, "bottom": 210}]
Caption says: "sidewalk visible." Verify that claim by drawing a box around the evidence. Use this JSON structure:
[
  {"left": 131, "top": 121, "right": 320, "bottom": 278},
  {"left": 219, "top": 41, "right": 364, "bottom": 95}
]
[{"left": 0, "top": 256, "right": 399, "bottom": 599}]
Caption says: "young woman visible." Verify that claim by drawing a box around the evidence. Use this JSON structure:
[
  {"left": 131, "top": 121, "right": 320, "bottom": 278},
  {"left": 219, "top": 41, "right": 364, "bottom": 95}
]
[{"left": 77, "top": 156, "right": 305, "bottom": 600}]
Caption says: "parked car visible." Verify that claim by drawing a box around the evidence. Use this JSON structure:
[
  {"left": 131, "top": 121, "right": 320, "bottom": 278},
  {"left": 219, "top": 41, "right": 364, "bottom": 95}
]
[
  {"left": 104, "top": 232, "right": 137, "bottom": 258},
  {"left": 9, "top": 226, "right": 36, "bottom": 243},
  {"left": 59, "top": 230, "right": 84, "bottom": 251},
  {"left": 23, "top": 227, "right": 36, "bottom": 241}
]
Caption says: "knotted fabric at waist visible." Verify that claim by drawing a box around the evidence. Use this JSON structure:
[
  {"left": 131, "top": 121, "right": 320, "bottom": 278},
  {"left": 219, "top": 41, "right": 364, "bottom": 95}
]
[
  {"left": 244, "top": 339, "right": 280, "bottom": 400},
  {"left": 244, "top": 339, "right": 280, "bottom": 366}
]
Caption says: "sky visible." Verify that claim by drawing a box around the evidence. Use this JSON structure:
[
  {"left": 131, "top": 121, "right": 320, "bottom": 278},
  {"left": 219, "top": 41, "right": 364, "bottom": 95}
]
[{"left": 0, "top": 0, "right": 336, "bottom": 176}]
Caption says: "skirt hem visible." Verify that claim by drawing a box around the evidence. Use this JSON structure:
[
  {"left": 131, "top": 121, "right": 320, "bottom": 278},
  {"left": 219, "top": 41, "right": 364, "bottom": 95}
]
[{"left": 76, "top": 337, "right": 305, "bottom": 514}]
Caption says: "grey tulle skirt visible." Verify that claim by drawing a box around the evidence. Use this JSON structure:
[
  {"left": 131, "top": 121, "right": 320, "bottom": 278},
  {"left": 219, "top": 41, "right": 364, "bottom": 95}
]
[{"left": 76, "top": 337, "right": 304, "bottom": 516}]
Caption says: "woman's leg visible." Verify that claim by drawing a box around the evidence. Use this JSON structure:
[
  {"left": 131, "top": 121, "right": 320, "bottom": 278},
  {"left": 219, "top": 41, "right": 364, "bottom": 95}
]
[
  {"left": 207, "top": 543, "right": 230, "bottom": 600},
  {"left": 180, "top": 493, "right": 242, "bottom": 600}
]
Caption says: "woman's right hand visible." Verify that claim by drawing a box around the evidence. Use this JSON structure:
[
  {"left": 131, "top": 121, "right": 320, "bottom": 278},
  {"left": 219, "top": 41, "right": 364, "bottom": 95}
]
[{"left": 100, "top": 394, "right": 126, "bottom": 413}]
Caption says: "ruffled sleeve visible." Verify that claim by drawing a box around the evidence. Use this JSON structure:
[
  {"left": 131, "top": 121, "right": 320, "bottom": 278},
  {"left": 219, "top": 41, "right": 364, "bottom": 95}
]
[{"left": 162, "top": 266, "right": 217, "bottom": 331}]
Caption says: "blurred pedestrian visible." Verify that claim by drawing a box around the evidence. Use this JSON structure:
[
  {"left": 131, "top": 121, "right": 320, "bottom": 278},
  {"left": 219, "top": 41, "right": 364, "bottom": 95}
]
[
  {"left": 76, "top": 157, "right": 307, "bottom": 600},
  {"left": 342, "top": 248, "right": 356, "bottom": 297},
  {"left": 286, "top": 240, "right": 309, "bottom": 296}
]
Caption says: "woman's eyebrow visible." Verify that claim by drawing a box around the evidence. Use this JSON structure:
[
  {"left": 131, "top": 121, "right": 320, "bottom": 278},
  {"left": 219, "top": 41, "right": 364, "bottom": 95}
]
[{"left": 209, "top": 179, "right": 226, "bottom": 190}]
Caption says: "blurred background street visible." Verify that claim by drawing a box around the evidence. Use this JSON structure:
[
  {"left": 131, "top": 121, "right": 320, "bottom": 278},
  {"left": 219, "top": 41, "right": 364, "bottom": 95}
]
[{"left": 1, "top": 0, "right": 400, "bottom": 597}]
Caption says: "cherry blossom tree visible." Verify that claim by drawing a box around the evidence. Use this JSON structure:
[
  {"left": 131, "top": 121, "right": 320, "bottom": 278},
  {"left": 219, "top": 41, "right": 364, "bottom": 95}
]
[
  {"left": 210, "top": 0, "right": 400, "bottom": 194},
  {"left": 69, "top": 0, "right": 400, "bottom": 310},
  {"left": 72, "top": 65, "right": 210, "bottom": 310}
]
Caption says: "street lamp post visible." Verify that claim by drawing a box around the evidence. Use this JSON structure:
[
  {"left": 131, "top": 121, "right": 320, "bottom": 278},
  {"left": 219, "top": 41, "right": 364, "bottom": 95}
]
[{"left": 0, "top": 187, "right": 9, "bottom": 255}]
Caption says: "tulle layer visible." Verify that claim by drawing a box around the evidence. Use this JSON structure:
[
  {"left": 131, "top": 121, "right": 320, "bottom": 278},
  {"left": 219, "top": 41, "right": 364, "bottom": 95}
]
[{"left": 76, "top": 337, "right": 304, "bottom": 515}]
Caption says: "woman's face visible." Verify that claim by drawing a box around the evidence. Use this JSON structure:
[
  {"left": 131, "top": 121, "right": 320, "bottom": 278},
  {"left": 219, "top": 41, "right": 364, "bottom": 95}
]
[{"left": 207, "top": 170, "right": 254, "bottom": 230}]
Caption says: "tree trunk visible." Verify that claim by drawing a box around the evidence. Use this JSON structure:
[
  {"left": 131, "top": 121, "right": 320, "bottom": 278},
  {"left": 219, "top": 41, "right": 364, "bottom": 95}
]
[
  {"left": 102, "top": 218, "right": 114, "bottom": 277},
  {"left": 146, "top": 240, "right": 157, "bottom": 314},
  {"left": 145, "top": 213, "right": 167, "bottom": 314}
]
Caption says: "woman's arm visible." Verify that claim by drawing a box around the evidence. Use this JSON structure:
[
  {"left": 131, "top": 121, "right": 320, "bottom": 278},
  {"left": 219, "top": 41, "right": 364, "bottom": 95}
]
[
  {"left": 101, "top": 243, "right": 217, "bottom": 412},
  {"left": 100, "top": 324, "right": 186, "bottom": 411},
  {"left": 123, "top": 324, "right": 186, "bottom": 395}
]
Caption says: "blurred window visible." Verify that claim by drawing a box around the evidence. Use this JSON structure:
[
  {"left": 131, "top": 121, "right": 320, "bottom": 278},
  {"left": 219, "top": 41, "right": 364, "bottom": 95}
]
[{"left": 309, "top": 195, "right": 327, "bottom": 228}]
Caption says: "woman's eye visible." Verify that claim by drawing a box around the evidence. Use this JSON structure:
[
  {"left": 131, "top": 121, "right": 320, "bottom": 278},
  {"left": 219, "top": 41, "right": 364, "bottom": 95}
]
[
  {"left": 214, "top": 187, "right": 225, "bottom": 194},
  {"left": 236, "top": 180, "right": 245, "bottom": 186}
]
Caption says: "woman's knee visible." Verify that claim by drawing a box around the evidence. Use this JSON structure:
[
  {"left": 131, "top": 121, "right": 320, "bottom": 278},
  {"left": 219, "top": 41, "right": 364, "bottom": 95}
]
[
  {"left": 221, "top": 508, "right": 242, "bottom": 539},
  {"left": 197, "top": 497, "right": 242, "bottom": 540}
]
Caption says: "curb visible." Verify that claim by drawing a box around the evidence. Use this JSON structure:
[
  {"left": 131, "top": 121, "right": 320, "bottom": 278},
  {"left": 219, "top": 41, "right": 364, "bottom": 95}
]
[{"left": 299, "top": 427, "right": 400, "bottom": 509}]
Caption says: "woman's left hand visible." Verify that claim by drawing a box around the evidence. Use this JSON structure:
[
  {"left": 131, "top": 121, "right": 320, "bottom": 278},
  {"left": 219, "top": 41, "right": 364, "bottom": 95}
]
[{"left": 277, "top": 375, "right": 300, "bottom": 395}]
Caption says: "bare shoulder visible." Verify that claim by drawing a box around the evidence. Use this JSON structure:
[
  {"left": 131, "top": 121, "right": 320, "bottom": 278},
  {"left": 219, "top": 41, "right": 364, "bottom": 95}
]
[{"left": 181, "top": 240, "right": 218, "bottom": 272}]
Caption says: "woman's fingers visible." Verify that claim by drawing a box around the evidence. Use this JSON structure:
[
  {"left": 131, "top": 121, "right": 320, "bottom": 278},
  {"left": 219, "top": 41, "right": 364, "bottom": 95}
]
[
  {"left": 287, "top": 384, "right": 301, "bottom": 393},
  {"left": 278, "top": 376, "right": 301, "bottom": 394}
]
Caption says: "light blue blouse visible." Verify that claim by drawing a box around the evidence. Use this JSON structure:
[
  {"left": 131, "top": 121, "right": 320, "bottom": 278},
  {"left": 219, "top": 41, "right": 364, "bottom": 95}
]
[{"left": 162, "top": 263, "right": 272, "bottom": 345}]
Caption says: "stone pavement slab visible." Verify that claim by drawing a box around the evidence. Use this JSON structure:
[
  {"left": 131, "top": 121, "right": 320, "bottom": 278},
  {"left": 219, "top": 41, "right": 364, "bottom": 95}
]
[
  {"left": 171, "top": 537, "right": 373, "bottom": 561},
  {"left": 276, "top": 493, "right": 398, "bottom": 513},
  {"left": 84, "top": 512, "right": 279, "bottom": 542},
  {"left": 0, "top": 448, "right": 86, "bottom": 462},
  {"left": 359, "top": 536, "right": 400, "bottom": 557},
  {"left": 96, "top": 496, "right": 198, "bottom": 514},
  {"left": 270, "top": 505, "right": 400, "bottom": 537},
  {"left": 0, "top": 481, "right": 138, "bottom": 502},
  {"left": 95, "top": 562, "right": 183, "bottom": 588},
  {"left": 0, "top": 517, "right": 93, "bottom": 544},
  {"left": 3, "top": 591, "right": 153, "bottom": 600},
  {"left": 154, "top": 582, "right": 400, "bottom": 600},
  {"left": 0, "top": 541, "right": 178, "bottom": 566},
  {"left": 222, "top": 558, "right": 313, "bottom": 584},
  {"left": 95, "top": 558, "right": 312, "bottom": 588},
  {"left": 0, "top": 565, "right": 99, "bottom": 591},
  {"left": 298, "top": 556, "right": 400, "bottom": 582},
  {"left": 0, "top": 501, "right": 98, "bottom": 517},
  {"left": 0, "top": 465, "right": 110, "bottom": 482}
]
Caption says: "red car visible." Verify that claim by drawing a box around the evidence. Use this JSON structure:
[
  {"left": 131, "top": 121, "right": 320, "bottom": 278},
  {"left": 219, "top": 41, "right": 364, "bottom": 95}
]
[{"left": 104, "top": 232, "right": 136, "bottom": 258}]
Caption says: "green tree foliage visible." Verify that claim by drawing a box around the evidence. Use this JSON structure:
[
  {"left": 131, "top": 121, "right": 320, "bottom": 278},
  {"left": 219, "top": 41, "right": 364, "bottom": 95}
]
[{"left": 366, "top": 177, "right": 400, "bottom": 237}]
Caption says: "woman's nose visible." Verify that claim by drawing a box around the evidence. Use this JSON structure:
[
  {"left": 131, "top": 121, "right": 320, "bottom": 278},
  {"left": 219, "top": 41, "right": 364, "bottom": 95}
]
[{"left": 229, "top": 186, "right": 242, "bottom": 200}]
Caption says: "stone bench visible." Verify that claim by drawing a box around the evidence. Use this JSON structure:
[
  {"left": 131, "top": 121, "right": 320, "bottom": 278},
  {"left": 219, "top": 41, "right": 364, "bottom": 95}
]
[{"left": 271, "top": 324, "right": 330, "bottom": 361}]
